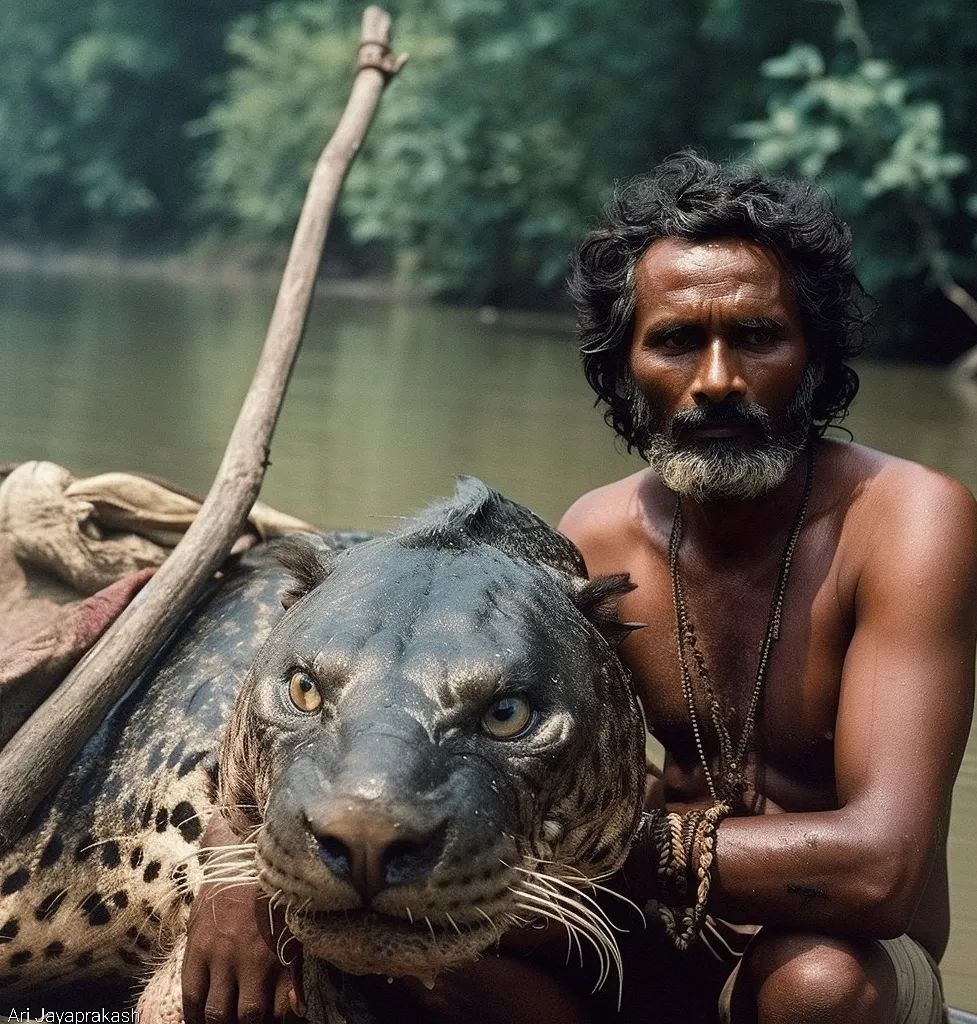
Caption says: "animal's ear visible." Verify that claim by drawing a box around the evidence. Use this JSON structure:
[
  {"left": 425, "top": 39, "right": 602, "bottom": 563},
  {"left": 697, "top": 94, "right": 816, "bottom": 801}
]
[
  {"left": 277, "top": 535, "right": 335, "bottom": 609},
  {"left": 573, "top": 573, "right": 644, "bottom": 647}
]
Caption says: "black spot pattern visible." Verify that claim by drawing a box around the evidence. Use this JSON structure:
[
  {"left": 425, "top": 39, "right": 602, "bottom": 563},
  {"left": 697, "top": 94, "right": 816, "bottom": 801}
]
[
  {"left": 38, "top": 834, "right": 63, "bottom": 869},
  {"left": 36, "top": 889, "right": 67, "bottom": 921},
  {"left": 101, "top": 841, "right": 121, "bottom": 869},
  {"left": 118, "top": 949, "right": 142, "bottom": 966},
  {"left": 80, "top": 892, "right": 111, "bottom": 926},
  {"left": 1, "top": 868, "right": 29, "bottom": 895},
  {"left": 111, "top": 890, "right": 129, "bottom": 909},
  {"left": 146, "top": 744, "right": 165, "bottom": 774},
  {"left": 0, "top": 919, "right": 19, "bottom": 942},
  {"left": 75, "top": 950, "right": 94, "bottom": 968},
  {"left": 44, "top": 941, "right": 64, "bottom": 959},
  {"left": 155, "top": 807, "right": 169, "bottom": 833},
  {"left": 143, "top": 861, "right": 161, "bottom": 883},
  {"left": 140, "top": 801, "right": 154, "bottom": 828},
  {"left": 129, "top": 846, "right": 144, "bottom": 869},
  {"left": 178, "top": 750, "right": 208, "bottom": 778},
  {"left": 75, "top": 834, "right": 97, "bottom": 862},
  {"left": 9, "top": 950, "right": 31, "bottom": 968},
  {"left": 171, "top": 801, "right": 202, "bottom": 843}
]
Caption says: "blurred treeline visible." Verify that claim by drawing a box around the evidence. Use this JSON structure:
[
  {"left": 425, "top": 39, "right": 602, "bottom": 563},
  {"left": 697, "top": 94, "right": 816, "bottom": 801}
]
[{"left": 1, "top": 0, "right": 975, "bottom": 361}]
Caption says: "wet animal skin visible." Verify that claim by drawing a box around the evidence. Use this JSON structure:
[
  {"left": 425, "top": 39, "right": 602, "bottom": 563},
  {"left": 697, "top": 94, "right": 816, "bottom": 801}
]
[{"left": 0, "top": 479, "right": 647, "bottom": 1018}]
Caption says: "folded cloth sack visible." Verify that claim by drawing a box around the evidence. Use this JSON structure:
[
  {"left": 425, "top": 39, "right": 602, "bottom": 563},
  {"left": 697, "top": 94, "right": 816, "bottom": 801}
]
[{"left": 0, "top": 460, "right": 316, "bottom": 749}]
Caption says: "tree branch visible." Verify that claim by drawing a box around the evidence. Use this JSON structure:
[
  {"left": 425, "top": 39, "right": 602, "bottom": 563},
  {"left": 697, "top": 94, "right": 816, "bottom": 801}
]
[
  {"left": 911, "top": 205, "right": 977, "bottom": 379},
  {"left": 0, "top": 6, "right": 407, "bottom": 850}
]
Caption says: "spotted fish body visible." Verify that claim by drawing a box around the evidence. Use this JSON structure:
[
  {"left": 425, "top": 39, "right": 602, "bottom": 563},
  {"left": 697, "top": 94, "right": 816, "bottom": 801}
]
[
  {"left": 0, "top": 481, "right": 647, "bottom": 1016},
  {"left": 0, "top": 544, "right": 292, "bottom": 1005}
]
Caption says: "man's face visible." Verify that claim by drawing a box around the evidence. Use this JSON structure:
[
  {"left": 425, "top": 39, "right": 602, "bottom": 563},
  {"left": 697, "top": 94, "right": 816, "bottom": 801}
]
[{"left": 626, "top": 236, "right": 816, "bottom": 502}]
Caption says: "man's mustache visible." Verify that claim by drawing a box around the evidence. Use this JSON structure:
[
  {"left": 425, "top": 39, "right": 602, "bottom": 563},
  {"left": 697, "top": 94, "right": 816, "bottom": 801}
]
[{"left": 669, "top": 401, "right": 772, "bottom": 438}]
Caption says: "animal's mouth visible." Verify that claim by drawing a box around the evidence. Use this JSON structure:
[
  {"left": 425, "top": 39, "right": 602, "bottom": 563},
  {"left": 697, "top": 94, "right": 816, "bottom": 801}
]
[
  {"left": 300, "top": 905, "right": 494, "bottom": 937},
  {"left": 285, "top": 900, "right": 502, "bottom": 976}
]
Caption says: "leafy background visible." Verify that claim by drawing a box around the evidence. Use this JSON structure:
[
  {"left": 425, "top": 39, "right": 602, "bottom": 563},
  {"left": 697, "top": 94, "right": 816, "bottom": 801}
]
[{"left": 1, "top": 0, "right": 975, "bottom": 361}]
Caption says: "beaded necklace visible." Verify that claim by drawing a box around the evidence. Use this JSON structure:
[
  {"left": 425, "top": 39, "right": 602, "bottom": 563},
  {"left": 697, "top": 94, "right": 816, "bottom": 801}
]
[{"left": 667, "top": 446, "right": 815, "bottom": 805}]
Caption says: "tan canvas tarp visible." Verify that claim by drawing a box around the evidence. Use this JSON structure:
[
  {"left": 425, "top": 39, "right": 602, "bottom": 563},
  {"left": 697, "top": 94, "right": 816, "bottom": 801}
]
[{"left": 0, "top": 460, "right": 314, "bottom": 749}]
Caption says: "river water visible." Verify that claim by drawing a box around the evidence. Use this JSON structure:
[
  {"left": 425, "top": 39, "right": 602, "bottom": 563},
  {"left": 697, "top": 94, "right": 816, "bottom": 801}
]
[{"left": 1, "top": 266, "right": 975, "bottom": 1009}]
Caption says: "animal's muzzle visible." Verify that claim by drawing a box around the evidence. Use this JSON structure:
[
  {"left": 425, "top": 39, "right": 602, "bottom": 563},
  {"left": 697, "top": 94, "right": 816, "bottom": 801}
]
[{"left": 307, "top": 799, "right": 447, "bottom": 902}]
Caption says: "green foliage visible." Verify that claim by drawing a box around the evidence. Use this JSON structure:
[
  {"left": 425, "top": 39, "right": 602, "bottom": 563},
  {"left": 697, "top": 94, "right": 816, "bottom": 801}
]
[
  {"left": 735, "top": 2, "right": 977, "bottom": 356},
  {"left": 194, "top": 4, "right": 360, "bottom": 238},
  {"left": 1, "top": 0, "right": 975, "bottom": 358},
  {"left": 0, "top": 0, "right": 264, "bottom": 237},
  {"left": 198, "top": 0, "right": 814, "bottom": 300}
]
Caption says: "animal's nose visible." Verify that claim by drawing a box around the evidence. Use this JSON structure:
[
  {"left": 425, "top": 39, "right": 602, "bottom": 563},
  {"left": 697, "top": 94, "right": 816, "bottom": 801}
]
[{"left": 308, "top": 808, "right": 446, "bottom": 902}]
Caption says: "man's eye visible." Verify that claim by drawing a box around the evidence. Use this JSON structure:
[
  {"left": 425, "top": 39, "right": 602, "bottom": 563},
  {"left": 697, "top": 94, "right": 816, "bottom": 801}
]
[
  {"left": 743, "top": 331, "right": 775, "bottom": 347},
  {"left": 653, "top": 329, "right": 699, "bottom": 352},
  {"left": 737, "top": 322, "right": 782, "bottom": 348}
]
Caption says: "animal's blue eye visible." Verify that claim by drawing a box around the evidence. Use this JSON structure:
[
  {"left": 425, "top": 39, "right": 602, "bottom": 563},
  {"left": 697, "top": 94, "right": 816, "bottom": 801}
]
[{"left": 482, "top": 695, "right": 534, "bottom": 739}]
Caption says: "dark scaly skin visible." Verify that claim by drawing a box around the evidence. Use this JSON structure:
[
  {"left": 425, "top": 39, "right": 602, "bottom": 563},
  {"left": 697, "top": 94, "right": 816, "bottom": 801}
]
[{"left": 0, "top": 543, "right": 292, "bottom": 1008}]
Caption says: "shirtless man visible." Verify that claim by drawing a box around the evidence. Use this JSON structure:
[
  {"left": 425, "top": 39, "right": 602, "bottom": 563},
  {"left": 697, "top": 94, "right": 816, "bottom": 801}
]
[
  {"left": 183, "top": 154, "right": 977, "bottom": 1023},
  {"left": 554, "top": 152, "right": 977, "bottom": 1022}
]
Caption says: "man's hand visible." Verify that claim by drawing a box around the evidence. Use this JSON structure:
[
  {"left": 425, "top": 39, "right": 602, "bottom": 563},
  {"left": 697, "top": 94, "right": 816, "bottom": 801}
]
[{"left": 182, "top": 815, "right": 305, "bottom": 1024}]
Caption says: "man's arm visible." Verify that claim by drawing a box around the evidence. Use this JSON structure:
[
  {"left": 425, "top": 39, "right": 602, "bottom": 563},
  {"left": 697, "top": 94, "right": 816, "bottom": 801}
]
[{"left": 623, "top": 469, "right": 977, "bottom": 939}]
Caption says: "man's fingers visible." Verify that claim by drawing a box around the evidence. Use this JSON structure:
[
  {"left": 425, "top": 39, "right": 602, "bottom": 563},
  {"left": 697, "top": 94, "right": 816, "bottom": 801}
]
[
  {"left": 202, "top": 973, "right": 237, "bottom": 1024},
  {"left": 238, "top": 995, "right": 269, "bottom": 1024},
  {"left": 272, "top": 973, "right": 290, "bottom": 1020},
  {"left": 288, "top": 945, "right": 307, "bottom": 1018},
  {"left": 181, "top": 960, "right": 209, "bottom": 1024}
]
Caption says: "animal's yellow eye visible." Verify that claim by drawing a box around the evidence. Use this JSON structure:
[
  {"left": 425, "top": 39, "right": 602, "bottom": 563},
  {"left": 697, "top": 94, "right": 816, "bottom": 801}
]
[
  {"left": 482, "top": 695, "right": 533, "bottom": 739},
  {"left": 288, "top": 670, "right": 322, "bottom": 713}
]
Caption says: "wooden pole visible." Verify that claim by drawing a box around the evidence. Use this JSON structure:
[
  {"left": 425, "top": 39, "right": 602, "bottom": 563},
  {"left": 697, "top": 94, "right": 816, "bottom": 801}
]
[{"left": 0, "top": 6, "right": 406, "bottom": 851}]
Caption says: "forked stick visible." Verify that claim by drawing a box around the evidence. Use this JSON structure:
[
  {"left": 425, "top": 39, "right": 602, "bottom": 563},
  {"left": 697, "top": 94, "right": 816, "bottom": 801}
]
[{"left": 0, "top": 6, "right": 406, "bottom": 850}]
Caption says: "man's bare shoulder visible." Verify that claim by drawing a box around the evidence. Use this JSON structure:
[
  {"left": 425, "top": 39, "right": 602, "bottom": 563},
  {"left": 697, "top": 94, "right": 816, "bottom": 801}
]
[
  {"left": 823, "top": 438, "right": 976, "bottom": 525},
  {"left": 558, "top": 468, "right": 657, "bottom": 561},
  {"left": 823, "top": 439, "right": 977, "bottom": 597}
]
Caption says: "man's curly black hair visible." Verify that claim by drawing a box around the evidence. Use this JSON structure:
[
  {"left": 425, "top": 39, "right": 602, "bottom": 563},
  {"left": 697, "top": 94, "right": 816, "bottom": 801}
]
[{"left": 567, "top": 152, "right": 871, "bottom": 453}]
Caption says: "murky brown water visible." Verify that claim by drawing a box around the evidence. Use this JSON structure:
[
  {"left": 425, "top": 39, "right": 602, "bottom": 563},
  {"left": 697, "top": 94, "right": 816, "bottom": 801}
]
[{"left": 1, "top": 267, "right": 975, "bottom": 1008}]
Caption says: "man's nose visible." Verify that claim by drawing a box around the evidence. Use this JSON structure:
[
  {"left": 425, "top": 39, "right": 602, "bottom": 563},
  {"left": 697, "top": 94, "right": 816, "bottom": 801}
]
[{"left": 691, "top": 338, "right": 747, "bottom": 405}]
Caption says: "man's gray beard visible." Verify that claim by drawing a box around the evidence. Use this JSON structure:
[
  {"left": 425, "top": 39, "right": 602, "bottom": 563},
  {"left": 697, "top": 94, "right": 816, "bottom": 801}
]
[{"left": 632, "top": 364, "right": 818, "bottom": 503}]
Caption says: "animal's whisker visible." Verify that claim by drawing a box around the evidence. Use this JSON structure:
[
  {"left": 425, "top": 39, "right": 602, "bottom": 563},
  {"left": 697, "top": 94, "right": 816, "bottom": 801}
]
[
  {"left": 513, "top": 897, "right": 610, "bottom": 989},
  {"left": 510, "top": 876, "right": 584, "bottom": 967},
  {"left": 474, "top": 905, "right": 501, "bottom": 942},
  {"left": 515, "top": 875, "right": 620, "bottom": 947},
  {"left": 198, "top": 866, "right": 259, "bottom": 882},
  {"left": 560, "top": 875, "right": 645, "bottom": 922},
  {"left": 515, "top": 866, "right": 631, "bottom": 934},
  {"left": 511, "top": 885, "right": 623, "bottom": 1004},
  {"left": 206, "top": 880, "right": 267, "bottom": 901},
  {"left": 196, "top": 843, "right": 258, "bottom": 854},
  {"left": 278, "top": 933, "right": 299, "bottom": 966}
]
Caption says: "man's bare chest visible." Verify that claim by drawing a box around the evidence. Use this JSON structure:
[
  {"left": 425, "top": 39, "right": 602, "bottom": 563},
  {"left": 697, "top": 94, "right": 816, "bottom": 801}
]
[{"left": 614, "top": 542, "right": 854, "bottom": 809}]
